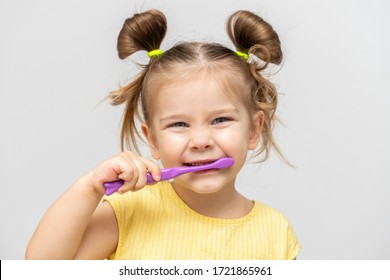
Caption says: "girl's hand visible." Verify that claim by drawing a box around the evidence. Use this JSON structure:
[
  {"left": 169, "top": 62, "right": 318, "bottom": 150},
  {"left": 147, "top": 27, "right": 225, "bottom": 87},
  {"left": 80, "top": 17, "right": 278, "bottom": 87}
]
[{"left": 86, "top": 151, "right": 161, "bottom": 195}]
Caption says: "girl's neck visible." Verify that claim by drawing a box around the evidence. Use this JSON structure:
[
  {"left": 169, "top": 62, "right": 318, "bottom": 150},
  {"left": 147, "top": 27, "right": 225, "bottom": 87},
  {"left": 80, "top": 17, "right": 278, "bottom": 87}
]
[{"left": 171, "top": 181, "right": 253, "bottom": 219}]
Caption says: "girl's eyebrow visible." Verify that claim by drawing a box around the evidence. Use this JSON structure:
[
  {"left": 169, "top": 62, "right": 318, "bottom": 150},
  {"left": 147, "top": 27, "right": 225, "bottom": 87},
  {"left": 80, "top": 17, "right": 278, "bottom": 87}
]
[
  {"left": 208, "top": 108, "right": 240, "bottom": 116},
  {"left": 159, "top": 114, "right": 188, "bottom": 123},
  {"left": 159, "top": 108, "right": 240, "bottom": 123}
]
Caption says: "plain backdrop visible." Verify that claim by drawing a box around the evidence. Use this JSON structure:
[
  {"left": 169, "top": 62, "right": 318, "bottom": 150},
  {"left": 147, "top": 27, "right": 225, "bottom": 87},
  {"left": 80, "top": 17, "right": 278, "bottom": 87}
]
[{"left": 1, "top": 0, "right": 389, "bottom": 260}]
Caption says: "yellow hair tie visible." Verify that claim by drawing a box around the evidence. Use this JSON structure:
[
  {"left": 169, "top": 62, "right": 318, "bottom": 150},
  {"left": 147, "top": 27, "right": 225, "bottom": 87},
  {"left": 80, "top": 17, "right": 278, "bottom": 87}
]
[
  {"left": 235, "top": 51, "right": 249, "bottom": 60},
  {"left": 148, "top": 49, "right": 163, "bottom": 58}
]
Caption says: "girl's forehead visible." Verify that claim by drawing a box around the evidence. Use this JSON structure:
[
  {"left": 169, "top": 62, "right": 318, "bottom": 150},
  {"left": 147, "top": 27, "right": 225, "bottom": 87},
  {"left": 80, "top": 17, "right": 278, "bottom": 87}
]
[
  {"left": 154, "top": 76, "right": 244, "bottom": 106},
  {"left": 150, "top": 67, "right": 249, "bottom": 101},
  {"left": 158, "top": 76, "right": 233, "bottom": 102}
]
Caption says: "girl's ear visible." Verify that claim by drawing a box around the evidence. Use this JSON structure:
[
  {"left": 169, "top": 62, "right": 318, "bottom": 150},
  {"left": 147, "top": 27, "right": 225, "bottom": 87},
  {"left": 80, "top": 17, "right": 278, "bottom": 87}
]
[
  {"left": 141, "top": 123, "right": 160, "bottom": 160},
  {"left": 248, "top": 111, "right": 264, "bottom": 150}
]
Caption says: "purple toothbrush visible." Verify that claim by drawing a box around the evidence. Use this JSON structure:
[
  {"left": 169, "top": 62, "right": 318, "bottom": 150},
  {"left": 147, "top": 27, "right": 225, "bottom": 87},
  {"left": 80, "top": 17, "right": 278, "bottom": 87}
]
[{"left": 103, "top": 157, "right": 234, "bottom": 196}]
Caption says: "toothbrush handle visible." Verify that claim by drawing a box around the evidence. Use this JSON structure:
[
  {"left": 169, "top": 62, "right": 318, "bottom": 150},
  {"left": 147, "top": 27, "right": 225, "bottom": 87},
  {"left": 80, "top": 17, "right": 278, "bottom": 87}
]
[
  {"left": 103, "top": 158, "right": 234, "bottom": 196},
  {"left": 103, "top": 173, "right": 155, "bottom": 196},
  {"left": 103, "top": 180, "right": 124, "bottom": 196}
]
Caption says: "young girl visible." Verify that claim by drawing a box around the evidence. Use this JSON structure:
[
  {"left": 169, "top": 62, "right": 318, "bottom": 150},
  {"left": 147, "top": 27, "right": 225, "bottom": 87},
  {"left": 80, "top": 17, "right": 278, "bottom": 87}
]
[{"left": 26, "top": 9, "right": 300, "bottom": 260}]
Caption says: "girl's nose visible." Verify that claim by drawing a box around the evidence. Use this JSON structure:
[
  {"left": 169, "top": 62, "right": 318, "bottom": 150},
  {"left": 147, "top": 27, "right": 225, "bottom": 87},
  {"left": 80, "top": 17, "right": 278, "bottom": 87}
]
[{"left": 189, "top": 128, "right": 214, "bottom": 151}]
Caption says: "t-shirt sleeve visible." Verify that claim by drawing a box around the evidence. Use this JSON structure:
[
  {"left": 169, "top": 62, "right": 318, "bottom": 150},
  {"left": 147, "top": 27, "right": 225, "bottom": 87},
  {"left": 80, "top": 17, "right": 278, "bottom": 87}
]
[{"left": 286, "top": 222, "right": 301, "bottom": 260}]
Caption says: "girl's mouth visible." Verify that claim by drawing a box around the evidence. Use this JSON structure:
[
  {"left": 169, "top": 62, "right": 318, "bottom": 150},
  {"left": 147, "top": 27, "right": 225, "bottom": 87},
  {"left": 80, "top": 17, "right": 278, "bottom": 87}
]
[{"left": 183, "top": 160, "right": 216, "bottom": 167}]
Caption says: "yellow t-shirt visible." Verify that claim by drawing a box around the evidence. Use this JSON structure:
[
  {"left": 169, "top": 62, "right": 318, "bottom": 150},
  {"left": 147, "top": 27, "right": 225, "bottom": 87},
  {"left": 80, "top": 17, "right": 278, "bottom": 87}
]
[{"left": 104, "top": 181, "right": 300, "bottom": 260}]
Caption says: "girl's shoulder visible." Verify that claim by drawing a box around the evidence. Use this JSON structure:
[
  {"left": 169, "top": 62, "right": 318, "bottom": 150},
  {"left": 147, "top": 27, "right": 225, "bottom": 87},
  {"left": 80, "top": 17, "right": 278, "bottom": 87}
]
[{"left": 253, "top": 201, "right": 295, "bottom": 227}]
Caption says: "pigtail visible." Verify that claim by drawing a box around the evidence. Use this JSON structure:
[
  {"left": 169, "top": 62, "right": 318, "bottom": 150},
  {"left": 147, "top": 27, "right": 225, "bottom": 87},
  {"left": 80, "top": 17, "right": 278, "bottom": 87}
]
[
  {"left": 109, "top": 9, "right": 167, "bottom": 152},
  {"left": 117, "top": 9, "right": 167, "bottom": 59},
  {"left": 227, "top": 11, "right": 288, "bottom": 163},
  {"left": 227, "top": 10, "right": 282, "bottom": 67}
]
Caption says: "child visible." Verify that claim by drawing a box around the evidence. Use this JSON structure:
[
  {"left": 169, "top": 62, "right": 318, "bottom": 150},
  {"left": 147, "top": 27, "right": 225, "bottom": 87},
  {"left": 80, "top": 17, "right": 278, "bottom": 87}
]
[{"left": 26, "top": 9, "right": 300, "bottom": 260}]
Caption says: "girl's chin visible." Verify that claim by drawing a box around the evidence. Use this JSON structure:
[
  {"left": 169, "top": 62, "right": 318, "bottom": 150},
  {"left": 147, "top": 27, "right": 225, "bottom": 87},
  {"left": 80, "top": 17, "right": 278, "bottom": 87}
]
[
  {"left": 173, "top": 183, "right": 224, "bottom": 195},
  {"left": 172, "top": 176, "right": 233, "bottom": 195}
]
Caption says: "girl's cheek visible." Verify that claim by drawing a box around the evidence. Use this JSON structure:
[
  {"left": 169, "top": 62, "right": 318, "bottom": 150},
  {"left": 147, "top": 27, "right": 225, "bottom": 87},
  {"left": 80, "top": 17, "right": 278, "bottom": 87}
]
[
  {"left": 214, "top": 128, "right": 244, "bottom": 144},
  {"left": 158, "top": 133, "right": 189, "bottom": 154},
  {"left": 164, "top": 132, "right": 188, "bottom": 145},
  {"left": 214, "top": 129, "right": 249, "bottom": 156}
]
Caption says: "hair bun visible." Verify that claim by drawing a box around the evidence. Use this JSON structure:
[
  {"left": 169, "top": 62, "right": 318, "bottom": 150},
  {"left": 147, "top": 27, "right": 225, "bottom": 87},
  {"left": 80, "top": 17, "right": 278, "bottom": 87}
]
[
  {"left": 227, "top": 10, "right": 282, "bottom": 65},
  {"left": 117, "top": 9, "right": 167, "bottom": 59}
]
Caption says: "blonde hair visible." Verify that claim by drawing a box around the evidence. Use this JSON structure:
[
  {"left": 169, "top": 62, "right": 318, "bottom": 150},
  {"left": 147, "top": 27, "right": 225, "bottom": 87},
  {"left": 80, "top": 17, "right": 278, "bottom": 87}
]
[{"left": 109, "top": 9, "right": 284, "bottom": 162}]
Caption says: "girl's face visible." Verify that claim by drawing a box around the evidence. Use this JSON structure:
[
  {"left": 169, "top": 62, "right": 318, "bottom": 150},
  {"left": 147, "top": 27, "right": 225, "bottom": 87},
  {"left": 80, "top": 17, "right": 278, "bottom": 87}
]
[{"left": 142, "top": 74, "right": 263, "bottom": 194}]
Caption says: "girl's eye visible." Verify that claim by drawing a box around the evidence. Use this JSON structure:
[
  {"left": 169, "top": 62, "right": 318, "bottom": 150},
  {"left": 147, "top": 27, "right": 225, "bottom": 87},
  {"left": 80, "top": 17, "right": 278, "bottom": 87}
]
[
  {"left": 212, "top": 117, "right": 231, "bottom": 125},
  {"left": 169, "top": 122, "right": 189, "bottom": 128}
]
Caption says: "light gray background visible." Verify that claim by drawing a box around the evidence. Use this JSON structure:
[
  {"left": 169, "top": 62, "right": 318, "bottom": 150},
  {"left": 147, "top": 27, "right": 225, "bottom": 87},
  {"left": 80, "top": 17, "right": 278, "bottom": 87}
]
[{"left": 1, "top": 0, "right": 389, "bottom": 260}]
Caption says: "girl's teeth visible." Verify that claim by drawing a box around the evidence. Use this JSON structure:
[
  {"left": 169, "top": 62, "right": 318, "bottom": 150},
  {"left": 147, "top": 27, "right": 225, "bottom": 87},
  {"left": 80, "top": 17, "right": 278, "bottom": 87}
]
[{"left": 187, "top": 162, "right": 211, "bottom": 166}]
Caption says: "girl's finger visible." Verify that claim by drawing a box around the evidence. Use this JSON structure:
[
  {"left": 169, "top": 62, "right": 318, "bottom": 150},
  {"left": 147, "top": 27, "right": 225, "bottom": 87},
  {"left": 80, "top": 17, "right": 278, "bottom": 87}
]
[
  {"left": 139, "top": 157, "right": 162, "bottom": 183},
  {"left": 115, "top": 153, "right": 140, "bottom": 193},
  {"left": 129, "top": 157, "right": 149, "bottom": 191}
]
